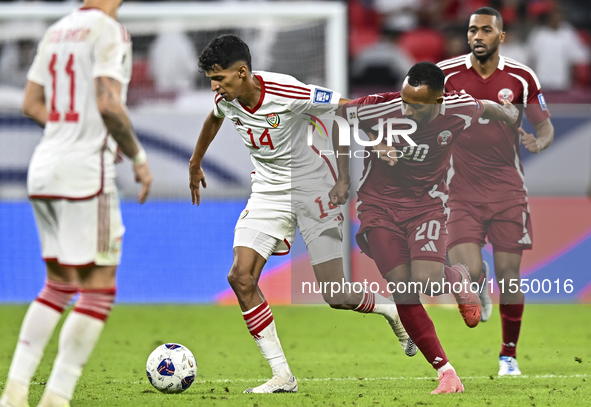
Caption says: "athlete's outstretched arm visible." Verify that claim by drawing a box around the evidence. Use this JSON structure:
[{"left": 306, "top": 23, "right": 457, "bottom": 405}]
[
  {"left": 329, "top": 98, "right": 351, "bottom": 205},
  {"left": 189, "top": 110, "right": 224, "bottom": 206},
  {"left": 520, "top": 117, "right": 554, "bottom": 154},
  {"left": 481, "top": 99, "right": 519, "bottom": 125},
  {"left": 22, "top": 81, "right": 47, "bottom": 127},
  {"left": 95, "top": 76, "right": 153, "bottom": 204}
]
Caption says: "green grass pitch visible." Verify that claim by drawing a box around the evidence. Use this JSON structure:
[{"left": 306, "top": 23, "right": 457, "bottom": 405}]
[{"left": 0, "top": 304, "right": 589, "bottom": 406}]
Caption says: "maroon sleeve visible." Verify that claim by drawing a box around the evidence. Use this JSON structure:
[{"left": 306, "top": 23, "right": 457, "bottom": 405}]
[{"left": 445, "top": 91, "right": 485, "bottom": 128}]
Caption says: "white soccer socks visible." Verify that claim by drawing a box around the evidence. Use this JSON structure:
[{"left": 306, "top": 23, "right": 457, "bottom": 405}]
[
  {"left": 41, "top": 288, "right": 115, "bottom": 402},
  {"left": 2, "top": 280, "right": 77, "bottom": 406},
  {"left": 242, "top": 301, "right": 292, "bottom": 380}
]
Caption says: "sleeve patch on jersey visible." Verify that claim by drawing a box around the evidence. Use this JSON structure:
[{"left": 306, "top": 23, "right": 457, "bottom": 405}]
[
  {"left": 314, "top": 89, "right": 333, "bottom": 104},
  {"left": 538, "top": 93, "right": 547, "bottom": 111},
  {"left": 346, "top": 106, "right": 358, "bottom": 124}
]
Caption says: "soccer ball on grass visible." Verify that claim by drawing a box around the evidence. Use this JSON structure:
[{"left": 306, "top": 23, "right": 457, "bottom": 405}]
[{"left": 146, "top": 343, "right": 197, "bottom": 393}]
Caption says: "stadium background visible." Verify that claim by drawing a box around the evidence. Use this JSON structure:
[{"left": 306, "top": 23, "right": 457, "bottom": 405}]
[{"left": 0, "top": 0, "right": 590, "bottom": 306}]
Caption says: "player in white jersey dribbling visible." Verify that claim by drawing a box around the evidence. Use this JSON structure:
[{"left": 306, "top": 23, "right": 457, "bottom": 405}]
[
  {"left": 189, "top": 34, "right": 417, "bottom": 394},
  {"left": 0, "top": 1, "right": 152, "bottom": 407}
]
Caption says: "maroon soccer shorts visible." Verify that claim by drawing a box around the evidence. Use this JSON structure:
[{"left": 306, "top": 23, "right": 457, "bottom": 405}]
[
  {"left": 357, "top": 205, "right": 448, "bottom": 277},
  {"left": 447, "top": 198, "right": 533, "bottom": 255}
]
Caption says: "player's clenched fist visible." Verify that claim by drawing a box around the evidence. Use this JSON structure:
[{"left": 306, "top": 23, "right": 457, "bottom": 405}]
[
  {"left": 519, "top": 127, "right": 541, "bottom": 154},
  {"left": 329, "top": 178, "right": 351, "bottom": 205},
  {"left": 189, "top": 163, "right": 207, "bottom": 206}
]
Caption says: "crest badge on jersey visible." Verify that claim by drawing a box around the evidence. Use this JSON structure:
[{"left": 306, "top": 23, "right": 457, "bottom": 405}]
[
  {"left": 314, "top": 89, "right": 333, "bottom": 104},
  {"left": 265, "top": 113, "right": 280, "bottom": 128},
  {"left": 437, "top": 130, "right": 453, "bottom": 146},
  {"left": 497, "top": 88, "right": 514, "bottom": 103}
]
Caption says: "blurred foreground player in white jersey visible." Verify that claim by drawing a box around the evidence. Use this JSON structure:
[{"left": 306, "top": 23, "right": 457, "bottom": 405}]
[
  {"left": 0, "top": 1, "right": 153, "bottom": 407},
  {"left": 189, "top": 34, "right": 417, "bottom": 394},
  {"left": 438, "top": 7, "right": 554, "bottom": 376}
]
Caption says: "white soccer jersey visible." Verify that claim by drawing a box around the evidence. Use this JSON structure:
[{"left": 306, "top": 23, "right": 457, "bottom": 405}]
[
  {"left": 213, "top": 71, "right": 341, "bottom": 193},
  {"left": 26, "top": 7, "right": 132, "bottom": 199}
]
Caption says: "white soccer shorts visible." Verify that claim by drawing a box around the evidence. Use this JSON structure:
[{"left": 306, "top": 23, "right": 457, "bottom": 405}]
[
  {"left": 234, "top": 180, "right": 343, "bottom": 259},
  {"left": 31, "top": 193, "right": 125, "bottom": 267}
]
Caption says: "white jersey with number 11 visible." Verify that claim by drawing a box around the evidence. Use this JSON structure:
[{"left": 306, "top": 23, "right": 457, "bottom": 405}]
[{"left": 27, "top": 7, "right": 132, "bottom": 199}]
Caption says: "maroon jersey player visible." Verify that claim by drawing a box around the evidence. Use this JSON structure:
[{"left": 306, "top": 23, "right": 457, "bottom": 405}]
[
  {"left": 438, "top": 7, "right": 554, "bottom": 376},
  {"left": 341, "top": 62, "right": 518, "bottom": 394}
]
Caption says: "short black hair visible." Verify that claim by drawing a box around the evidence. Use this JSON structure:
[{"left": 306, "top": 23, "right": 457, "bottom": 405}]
[
  {"left": 472, "top": 7, "right": 504, "bottom": 30},
  {"left": 406, "top": 62, "right": 444, "bottom": 94},
  {"left": 198, "top": 34, "right": 252, "bottom": 72}
]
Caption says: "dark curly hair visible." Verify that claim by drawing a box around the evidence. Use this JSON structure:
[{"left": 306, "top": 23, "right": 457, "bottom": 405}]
[
  {"left": 198, "top": 34, "right": 252, "bottom": 72},
  {"left": 406, "top": 62, "right": 445, "bottom": 94}
]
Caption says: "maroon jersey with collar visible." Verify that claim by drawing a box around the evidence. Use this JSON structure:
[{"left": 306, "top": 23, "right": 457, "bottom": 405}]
[
  {"left": 438, "top": 54, "right": 551, "bottom": 203},
  {"left": 343, "top": 91, "right": 484, "bottom": 216}
]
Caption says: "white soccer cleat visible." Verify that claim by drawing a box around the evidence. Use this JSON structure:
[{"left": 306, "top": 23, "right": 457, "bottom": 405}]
[
  {"left": 243, "top": 374, "right": 298, "bottom": 393},
  {"left": 0, "top": 380, "right": 29, "bottom": 407},
  {"left": 386, "top": 296, "right": 418, "bottom": 357},
  {"left": 36, "top": 390, "right": 70, "bottom": 407},
  {"left": 498, "top": 356, "right": 521, "bottom": 376},
  {"left": 479, "top": 261, "right": 493, "bottom": 322}
]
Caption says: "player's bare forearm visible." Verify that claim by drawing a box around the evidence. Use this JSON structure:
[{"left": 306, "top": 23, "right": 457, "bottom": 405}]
[
  {"left": 533, "top": 118, "right": 554, "bottom": 151},
  {"left": 189, "top": 111, "right": 223, "bottom": 205},
  {"left": 22, "top": 81, "right": 47, "bottom": 127},
  {"left": 95, "top": 77, "right": 142, "bottom": 159},
  {"left": 481, "top": 99, "right": 518, "bottom": 125},
  {"left": 189, "top": 111, "right": 223, "bottom": 168}
]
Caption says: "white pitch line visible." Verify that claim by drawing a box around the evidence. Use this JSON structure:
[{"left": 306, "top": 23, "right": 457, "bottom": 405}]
[
  {"left": 192, "top": 374, "right": 589, "bottom": 384},
  {"left": 23, "top": 373, "right": 588, "bottom": 387}
]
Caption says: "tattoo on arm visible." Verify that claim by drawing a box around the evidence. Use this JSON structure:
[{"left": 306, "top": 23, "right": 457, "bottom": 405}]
[{"left": 96, "top": 77, "right": 141, "bottom": 158}]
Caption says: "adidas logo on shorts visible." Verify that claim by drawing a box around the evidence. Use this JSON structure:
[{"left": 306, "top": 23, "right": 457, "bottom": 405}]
[{"left": 420, "top": 241, "right": 438, "bottom": 252}]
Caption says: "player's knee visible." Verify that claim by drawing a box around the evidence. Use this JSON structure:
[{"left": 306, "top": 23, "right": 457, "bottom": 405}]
[
  {"left": 465, "top": 261, "right": 483, "bottom": 281},
  {"left": 495, "top": 265, "right": 520, "bottom": 281},
  {"left": 411, "top": 269, "right": 433, "bottom": 288},
  {"left": 227, "top": 265, "right": 255, "bottom": 293}
]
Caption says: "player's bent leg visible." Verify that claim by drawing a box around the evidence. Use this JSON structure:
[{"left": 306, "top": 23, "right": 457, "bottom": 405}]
[
  {"left": 410, "top": 260, "right": 481, "bottom": 328},
  {"left": 448, "top": 243, "right": 484, "bottom": 283},
  {"left": 384, "top": 266, "right": 451, "bottom": 368},
  {"left": 448, "top": 264, "right": 481, "bottom": 328},
  {"left": 39, "top": 264, "right": 116, "bottom": 407},
  {"left": 368, "top": 231, "right": 461, "bottom": 392},
  {"left": 309, "top": 230, "right": 417, "bottom": 357},
  {"left": 448, "top": 242, "right": 492, "bottom": 322},
  {"left": 1, "top": 262, "right": 78, "bottom": 407},
  {"left": 231, "top": 231, "right": 296, "bottom": 393},
  {"left": 494, "top": 251, "right": 524, "bottom": 375},
  {"left": 227, "top": 246, "right": 269, "bottom": 311},
  {"left": 307, "top": 229, "right": 352, "bottom": 308},
  {"left": 312, "top": 260, "right": 418, "bottom": 357}
]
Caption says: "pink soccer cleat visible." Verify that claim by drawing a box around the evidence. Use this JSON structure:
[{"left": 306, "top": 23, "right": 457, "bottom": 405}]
[
  {"left": 431, "top": 369, "right": 465, "bottom": 394},
  {"left": 451, "top": 264, "right": 481, "bottom": 328}
]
